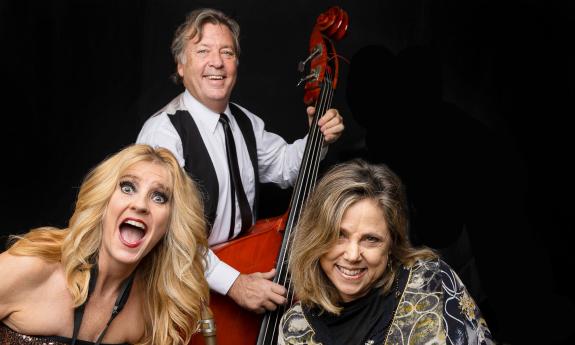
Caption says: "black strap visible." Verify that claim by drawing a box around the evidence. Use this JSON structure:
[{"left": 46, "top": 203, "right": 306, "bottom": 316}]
[
  {"left": 71, "top": 264, "right": 135, "bottom": 345},
  {"left": 219, "top": 113, "right": 253, "bottom": 239}
]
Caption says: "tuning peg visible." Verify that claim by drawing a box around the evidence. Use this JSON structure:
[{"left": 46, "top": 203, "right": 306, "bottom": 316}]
[
  {"left": 297, "top": 46, "right": 322, "bottom": 73},
  {"left": 297, "top": 68, "right": 319, "bottom": 86}
]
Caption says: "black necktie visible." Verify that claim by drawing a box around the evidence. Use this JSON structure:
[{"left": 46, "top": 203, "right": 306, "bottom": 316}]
[{"left": 219, "top": 114, "right": 253, "bottom": 239}]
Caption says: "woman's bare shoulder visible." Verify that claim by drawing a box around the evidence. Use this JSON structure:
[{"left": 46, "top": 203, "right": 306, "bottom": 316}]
[
  {"left": 0, "top": 251, "right": 60, "bottom": 303},
  {"left": 0, "top": 250, "right": 58, "bottom": 277},
  {"left": 0, "top": 250, "right": 70, "bottom": 332}
]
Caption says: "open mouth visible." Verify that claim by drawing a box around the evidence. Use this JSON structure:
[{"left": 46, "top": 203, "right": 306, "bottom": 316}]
[
  {"left": 336, "top": 265, "right": 367, "bottom": 279},
  {"left": 119, "top": 218, "right": 147, "bottom": 248}
]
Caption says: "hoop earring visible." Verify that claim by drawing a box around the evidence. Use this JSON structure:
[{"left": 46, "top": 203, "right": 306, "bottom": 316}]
[{"left": 387, "top": 255, "right": 393, "bottom": 272}]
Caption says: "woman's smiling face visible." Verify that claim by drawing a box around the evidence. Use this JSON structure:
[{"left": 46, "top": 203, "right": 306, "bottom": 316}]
[{"left": 320, "top": 198, "right": 391, "bottom": 303}]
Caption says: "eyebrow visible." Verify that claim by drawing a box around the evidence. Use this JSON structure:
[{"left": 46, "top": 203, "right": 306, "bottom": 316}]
[
  {"left": 339, "top": 227, "right": 385, "bottom": 239},
  {"left": 194, "top": 42, "right": 235, "bottom": 50},
  {"left": 153, "top": 184, "right": 171, "bottom": 196},
  {"left": 120, "top": 174, "right": 139, "bottom": 181}
]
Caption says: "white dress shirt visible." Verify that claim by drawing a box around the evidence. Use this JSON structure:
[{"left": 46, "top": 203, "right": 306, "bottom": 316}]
[{"left": 137, "top": 90, "right": 308, "bottom": 294}]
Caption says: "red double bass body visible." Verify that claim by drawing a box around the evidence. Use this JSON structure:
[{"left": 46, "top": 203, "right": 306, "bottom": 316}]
[
  {"left": 191, "top": 6, "right": 348, "bottom": 345},
  {"left": 203, "top": 215, "right": 287, "bottom": 344}
]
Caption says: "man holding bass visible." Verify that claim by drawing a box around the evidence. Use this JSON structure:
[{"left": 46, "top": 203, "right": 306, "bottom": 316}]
[{"left": 136, "top": 7, "right": 344, "bottom": 315}]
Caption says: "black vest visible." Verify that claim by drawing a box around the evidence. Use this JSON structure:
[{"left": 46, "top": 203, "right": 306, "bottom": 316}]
[{"left": 168, "top": 103, "right": 259, "bottom": 233}]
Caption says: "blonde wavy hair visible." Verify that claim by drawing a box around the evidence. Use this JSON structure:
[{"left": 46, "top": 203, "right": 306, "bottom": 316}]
[
  {"left": 290, "top": 159, "right": 437, "bottom": 314},
  {"left": 8, "top": 144, "right": 209, "bottom": 345}
]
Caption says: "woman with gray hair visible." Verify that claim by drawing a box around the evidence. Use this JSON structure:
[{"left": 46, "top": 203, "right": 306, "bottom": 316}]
[{"left": 279, "top": 159, "right": 494, "bottom": 345}]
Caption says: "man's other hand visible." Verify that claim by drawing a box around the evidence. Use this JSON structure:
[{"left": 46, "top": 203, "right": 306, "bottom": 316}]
[{"left": 307, "top": 106, "right": 345, "bottom": 144}]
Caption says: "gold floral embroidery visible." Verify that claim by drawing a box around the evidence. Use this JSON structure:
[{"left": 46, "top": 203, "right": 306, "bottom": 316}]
[{"left": 459, "top": 291, "right": 476, "bottom": 320}]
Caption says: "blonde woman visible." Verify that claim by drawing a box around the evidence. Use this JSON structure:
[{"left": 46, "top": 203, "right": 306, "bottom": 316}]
[
  {"left": 0, "top": 144, "right": 209, "bottom": 345},
  {"left": 279, "top": 159, "right": 494, "bottom": 345}
]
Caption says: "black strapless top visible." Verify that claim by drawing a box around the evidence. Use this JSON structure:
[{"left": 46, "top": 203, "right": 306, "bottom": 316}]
[{"left": 0, "top": 322, "right": 131, "bottom": 345}]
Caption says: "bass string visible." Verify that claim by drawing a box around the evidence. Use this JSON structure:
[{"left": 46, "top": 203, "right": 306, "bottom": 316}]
[
  {"left": 263, "top": 75, "right": 335, "bottom": 343},
  {"left": 283, "top": 75, "right": 333, "bottom": 303},
  {"left": 274, "top": 73, "right": 333, "bottom": 288}
]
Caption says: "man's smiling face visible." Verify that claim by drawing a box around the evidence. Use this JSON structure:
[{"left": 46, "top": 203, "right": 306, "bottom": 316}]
[{"left": 177, "top": 22, "right": 238, "bottom": 113}]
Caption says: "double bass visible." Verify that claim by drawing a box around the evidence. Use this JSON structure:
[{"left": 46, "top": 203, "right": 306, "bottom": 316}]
[{"left": 194, "top": 6, "right": 349, "bottom": 345}]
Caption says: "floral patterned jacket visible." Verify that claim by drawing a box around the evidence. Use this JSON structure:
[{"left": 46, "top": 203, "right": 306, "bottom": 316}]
[{"left": 278, "top": 259, "right": 494, "bottom": 345}]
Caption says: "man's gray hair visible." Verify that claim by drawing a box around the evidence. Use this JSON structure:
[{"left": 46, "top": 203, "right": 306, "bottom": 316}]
[{"left": 171, "top": 8, "right": 240, "bottom": 65}]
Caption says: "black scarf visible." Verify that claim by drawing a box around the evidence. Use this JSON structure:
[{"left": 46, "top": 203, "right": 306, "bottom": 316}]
[{"left": 304, "top": 266, "right": 408, "bottom": 345}]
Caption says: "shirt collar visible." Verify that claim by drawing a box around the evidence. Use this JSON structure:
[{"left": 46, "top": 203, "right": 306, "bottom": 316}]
[{"left": 183, "top": 89, "right": 232, "bottom": 134}]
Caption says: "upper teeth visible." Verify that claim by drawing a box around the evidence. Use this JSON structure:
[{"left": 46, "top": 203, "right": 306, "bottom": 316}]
[
  {"left": 125, "top": 219, "right": 146, "bottom": 230},
  {"left": 338, "top": 266, "right": 363, "bottom": 276},
  {"left": 206, "top": 75, "right": 224, "bottom": 80}
]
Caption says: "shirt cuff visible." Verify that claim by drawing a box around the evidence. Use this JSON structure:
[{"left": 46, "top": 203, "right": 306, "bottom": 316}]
[{"left": 205, "top": 249, "right": 241, "bottom": 295}]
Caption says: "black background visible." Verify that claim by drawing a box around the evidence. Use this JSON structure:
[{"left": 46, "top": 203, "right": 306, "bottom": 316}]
[{"left": 1, "top": 1, "right": 573, "bottom": 344}]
